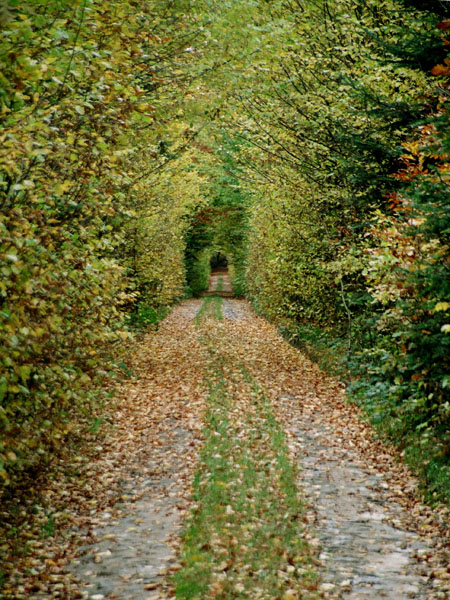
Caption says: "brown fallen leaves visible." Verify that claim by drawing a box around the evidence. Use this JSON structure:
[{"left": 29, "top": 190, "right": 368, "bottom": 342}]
[
  {"left": 1, "top": 297, "right": 448, "bottom": 599},
  {"left": 0, "top": 299, "right": 207, "bottom": 599},
  {"left": 175, "top": 306, "right": 321, "bottom": 599},
  {"left": 219, "top": 300, "right": 450, "bottom": 599}
]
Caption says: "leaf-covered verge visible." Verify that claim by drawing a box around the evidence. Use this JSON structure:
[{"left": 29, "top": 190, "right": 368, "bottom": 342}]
[{"left": 0, "top": 299, "right": 207, "bottom": 598}]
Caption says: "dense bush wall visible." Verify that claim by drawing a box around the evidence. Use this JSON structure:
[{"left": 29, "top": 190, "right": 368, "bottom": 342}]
[
  {"left": 0, "top": 0, "right": 205, "bottom": 484},
  {"left": 220, "top": 0, "right": 449, "bottom": 501}
]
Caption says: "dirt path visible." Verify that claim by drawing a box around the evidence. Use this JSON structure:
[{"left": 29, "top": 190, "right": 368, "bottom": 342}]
[
  {"left": 202, "top": 269, "right": 234, "bottom": 297},
  {"left": 5, "top": 299, "right": 449, "bottom": 599},
  {"left": 221, "top": 300, "right": 449, "bottom": 599},
  {"left": 64, "top": 300, "right": 206, "bottom": 600}
]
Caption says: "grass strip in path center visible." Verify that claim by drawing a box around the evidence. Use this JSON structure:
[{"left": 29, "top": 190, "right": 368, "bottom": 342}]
[
  {"left": 175, "top": 307, "right": 319, "bottom": 600},
  {"left": 194, "top": 295, "right": 223, "bottom": 325}
]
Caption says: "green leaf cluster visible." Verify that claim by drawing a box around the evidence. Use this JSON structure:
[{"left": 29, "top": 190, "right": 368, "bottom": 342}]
[
  {"left": 197, "top": 0, "right": 449, "bottom": 501},
  {"left": 0, "top": 0, "right": 206, "bottom": 484}
]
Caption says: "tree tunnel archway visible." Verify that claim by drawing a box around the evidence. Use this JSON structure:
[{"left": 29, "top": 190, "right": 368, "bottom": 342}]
[
  {"left": 184, "top": 206, "right": 247, "bottom": 298},
  {"left": 210, "top": 252, "right": 228, "bottom": 270}
]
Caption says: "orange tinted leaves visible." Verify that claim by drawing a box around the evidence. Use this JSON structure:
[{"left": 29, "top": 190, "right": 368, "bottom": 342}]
[
  {"left": 437, "top": 20, "right": 450, "bottom": 31},
  {"left": 431, "top": 64, "right": 450, "bottom": 76},
  {"left": 431, "top": 58, "right": 450, "bottom": 76}
]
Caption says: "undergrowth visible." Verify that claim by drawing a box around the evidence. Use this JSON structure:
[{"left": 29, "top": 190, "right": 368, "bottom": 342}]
[{"left": 126, "top": 303, "right": 170, "bottom": 331}]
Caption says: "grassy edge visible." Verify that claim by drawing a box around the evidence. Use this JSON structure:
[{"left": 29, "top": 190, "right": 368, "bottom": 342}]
[{"left": 194, "top": 296, "right": 223, "bottom": 325}]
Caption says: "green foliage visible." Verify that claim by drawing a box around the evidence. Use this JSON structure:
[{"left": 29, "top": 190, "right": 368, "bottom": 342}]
[
  {"left": 185, "top": 225, "right": 213, "bottom": 297},
  {"left": 2, "top": 0, "right": 448, "bottom": 506},
  {"left": 0, "top": 0, "right": 204, "bottom": 485},
  {"left": 205, "top": 0, "right": 450, "bottom": 503},
  {"left": 184, "top": 134, "right": 249, "bottom": 297},
  {"left": 126, "top": 304, "right": 170, "bottom": 332}
]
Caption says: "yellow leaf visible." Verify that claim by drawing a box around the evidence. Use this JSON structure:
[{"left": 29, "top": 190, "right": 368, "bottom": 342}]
[
  {"left": 433, "top": 302, "right": 450, "bottom": 312},
  {"left": 53, "top": 181, "right": 73, "bottom": 195}
]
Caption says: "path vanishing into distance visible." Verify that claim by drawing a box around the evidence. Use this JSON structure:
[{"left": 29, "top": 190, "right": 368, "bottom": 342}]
[{"left": 6, "top": 277, "right": 449, "bottom": 600}]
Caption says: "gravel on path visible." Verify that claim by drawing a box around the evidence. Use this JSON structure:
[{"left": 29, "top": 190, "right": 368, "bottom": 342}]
[
  {"left": 286, "top": 399, "right": 435, "bottom": 599},
  {"left": 220, "top": 300, "right": 450, "bottom": 600},
  {"left": 8, "top": 298, "right": 448, "bottom": 600},
  {"left": 48, "top": 300, "right": 205, "bottom": 600}
]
